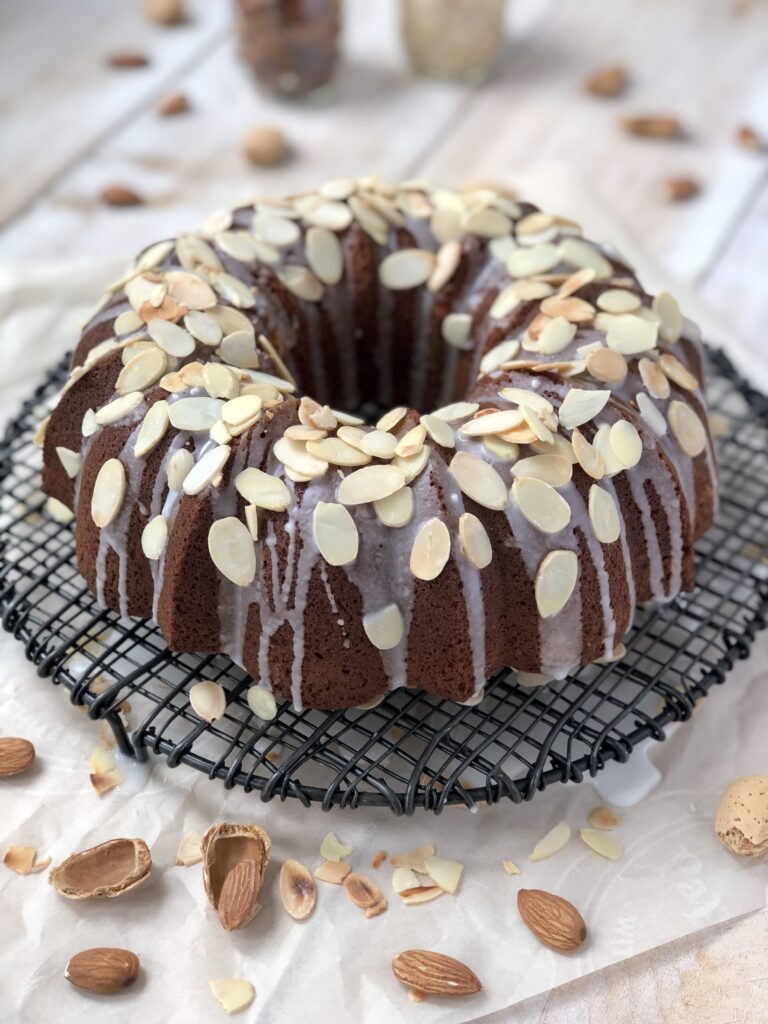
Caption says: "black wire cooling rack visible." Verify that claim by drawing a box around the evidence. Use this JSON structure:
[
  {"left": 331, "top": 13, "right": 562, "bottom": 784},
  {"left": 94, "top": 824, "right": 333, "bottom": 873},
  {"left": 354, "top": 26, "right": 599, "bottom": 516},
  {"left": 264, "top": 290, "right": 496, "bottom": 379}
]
[{"left": 1, "top": 350, "right": 767, "bottom": 814}]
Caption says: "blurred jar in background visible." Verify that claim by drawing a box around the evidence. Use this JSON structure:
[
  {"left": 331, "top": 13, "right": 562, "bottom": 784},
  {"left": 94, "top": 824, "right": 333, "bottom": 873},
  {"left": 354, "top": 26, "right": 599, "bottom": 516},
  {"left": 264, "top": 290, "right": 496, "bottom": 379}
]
[
  {"left": 235, "top": 0, "right": 341, "bottom": 100},
  {"left": 401, "top": 0, "right": 505, "bottom": 82}
]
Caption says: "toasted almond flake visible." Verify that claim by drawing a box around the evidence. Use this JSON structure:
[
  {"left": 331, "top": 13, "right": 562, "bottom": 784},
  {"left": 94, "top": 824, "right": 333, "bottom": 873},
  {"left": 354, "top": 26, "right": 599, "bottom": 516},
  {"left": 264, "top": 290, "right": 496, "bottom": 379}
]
[
  {"left": 512, "top": 477, "right": 570, "bottom": 533},
  {"left": 141, "top": 514, "right": 168, "bottom": 559},
  {"left": 184, "top": 310, "right": 222, "bottom": 346},
  {"left": 497, "top": 387, "right": 554, "bottom": 417},
  {"left": 410, "top": 518, "right": 451, "bottom": 581},
  {"left": 588, "top": 806, "right": 621, "bottom": 830},
  {"left": 580, "top": 828, "right": 624, "bottom": 860},
  {"left": 181, "top": 445, "right": 230, "bottom": 496},
  {"left": 449, "top": 451, "right": 508, "bottom": 510},
  {"left": 541, "top": 295, "right": 595, "bottom": 323},
  {"left": 606, "top": 314, "right": 658, "bottom": 355},
  {"left": 175, "top": 832, "right": 203, "bottom": 867},
  {"left": 393, "top": 445, "right": 430, "bottom": 483},
  {"left": 536, "top": 316, "right": 577, "bottom": 355},
  {"left": 502, "top": 859, "right": 521, "bottom": 875},
  {"left": 558, "top": 388, "right": 611, "bottom": 429},
  {"left": 609, "top": 419, "right": 643, "bottom": 468},
  {"left": 190, "top": 680, "right": 226, "bottom": 722},
  {"left": 167, "top": 448, "right": 194, "bottom": 491},
  {"left": 115, "top": 346, "right": 167, "bottom": 395},
  {"left": 458, "top": 512, "right": 492, "bottom": 569},
  {"left": 535, "top": 549, "right": 578, "bottom": 618},
  {"left": 597, "top": 288, "right": 641, "bottom": 314},
  {"left": 395, "top": 424, "right": 426, "bottom": 458},
  {"left": 56, "top": 447, "right": 81, "bottom": 479},
  {"left": 168, "top": 396, "right": 223, "bottom": 433},
  {"left": 202, "top": 364, "right": 239, "bottom": 401},
  {"left": 219, "top": 330, "right": 259, "bottom": 369},
  {"left": 399, "top": 885, "right": 444, "bottom": 905},
  {"left": 95, "top": 391, "right": 144, "bottom": 426},
  {"left": 222, "top": 394, "right": 263, "bottom": 427},
  {"left": 390, "top": 843, "right": 435, "bottom": 871},
  {"left": 363, "top": 604, "right": 404, "bottom": 650},
  {"left": 653, "top": 291, "right": 682, "bottom": 344},
  {"left": 208, "top": 517, "right": 256, "bottom": 586},
  {"left": 376, "top": 406, "right": 408, "bottom": 432},
  {"left": 3, "top": 845, "right": 37, "bottom": 875},
  {"left": 312, "top": 859, "right": 350, "bottom": 884},
  {"left": 512, "top": 454, "right": 572, "bottom": 487},
  {"left": 273, "top": 437, "right": 328, "bottom": 478},
  {"left": 280, "top": 265, "right": 324, "bottom": 302},
  {"left": 379, "top": 249, "right": 436, "bottom": 290},
  {"left": 212, "top": 271, "right": 257, "bottom": 309},
  {"left": 209, "top": 979, "right": 255, "bottom": 1015},
  {"left": 373, "top": 486, "right": 414, "bottom": 528},
  {"left": 480, "top": 339, "right": 521, "bottom": 373},
  {"left": 529, "top": 821, "right": 572, "bottom": 861},
  {"left": 520, "top": 404, "right": 554, "bottom": 443},
  {"left": 344, "top": 872, "right": 386, "bottom": 912},
  {"left": 638, "top": 356, "right": 670, "bottom": 399},
  {"left": 114, "top": 309, "right": 144, "bottom": 336},
  {"left": 429, "top": 241, "right": 462, "bottom": 292},
  {"left": 558, "top": 237, "right": 612, "bottom": 279},
  {"left": 441, "top": 312, "right": 473, "bottom": 349},
  {"left": 91, "top": 459, "right": 126, "bottom": 528},
  {"left": 507, "top": 244, "right": 560, "bottom": 278},
  {"left": 668, "top": 400, "right": 706, "bottom": 457},
  {"left": 586, "top": 347, "right": 627, "bottom": 384},
  {"left": 460, "top": 409, "right": 524, "bottom": 438},
  {"left": 320, "top": 833, "right": 352, "bottom": 862},
  {"left": 589, "top": 484, "right": 621, "bottom": 543},
  {"left": 146, "top": 319, "right": 195, "bottom": 357},
  {"left": 636, "top": 392, "right": 667, "bottom": 435},
  {"left": 660, "top": 353, "right": 698, "bottom": 391},
  {"left": 337, "top": 464, "right": 406, "bottom": 505},
  {"left": 361, "top": 429, "right": 398, "bottom": 459},
  {"left": 424, "top": 855, "right": 463, "bottom": 894},
  {"left": 285, "top": 424, "right": 327, "bottom": 442},
  {"left": 312, "top": 501, "right": 359, "bottom": 566}
]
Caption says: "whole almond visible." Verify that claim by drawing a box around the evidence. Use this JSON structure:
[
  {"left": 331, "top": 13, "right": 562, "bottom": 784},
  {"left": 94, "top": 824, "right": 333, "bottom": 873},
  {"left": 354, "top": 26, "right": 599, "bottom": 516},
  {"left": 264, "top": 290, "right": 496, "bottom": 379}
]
[
  {"left": 736, "top": 125, "right": 765, "bottom": 152},
  {"left": 217, "top": 859, "right": 260, "bottom": 931},
  {"left": 392, "top": 950, "right": 481, "bottom": 997},
  {"left": 517, "top": 889, "right": 587, "bottom": 952},
  {"left": 661, "top": 176, "right": 701, "bottom": 202},
  {"left": 157, "top": 92, "right": 190, "bottom": 117},
  {"left": 584, "top": 64, "right": 628, "bottom": 98},
  {"left": 65, "top": 947, "right": 140, "bottom": 994},
  {"left": 107, "top": 51, "right": 149, "bottom": 69},
  {"left": 620, "top": 115, "right": 684, "bottom": 139},
  {"left": 0, "top": 737, "right": 35, "bottom": 777},
  {"left": 101, "top": 185, "right": 143, "bottom": 207},
  {"left": 143, "top": 0, "right": 185, "bottom": 25},
  {"left": 243, "top": 125, "right": 290, "bottom": 167}
]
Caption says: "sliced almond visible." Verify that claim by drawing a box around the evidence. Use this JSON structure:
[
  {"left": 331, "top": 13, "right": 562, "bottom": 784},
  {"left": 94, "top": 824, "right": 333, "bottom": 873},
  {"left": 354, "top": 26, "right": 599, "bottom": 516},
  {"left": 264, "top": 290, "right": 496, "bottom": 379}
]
[
  {"left": 589, "top": 484, "right": 621, "bottom": 543},
  {"left": 208, "top": 517, "right": 256, "bottom": 586},
  {"left": 580, "top": 828, "right": 624, "bottom": 860},
  {"left": 502, "top": 859, "right": 521, "bottom": 875},
  {"left": 190, "top": 680, "right": 227, "bottom": 722},
  {"left": 587, "top": 806, "right": 621, "bottom": 830},
  {"left": 209, "top": 978, "right": 255, "bottom": 1015},
  {"left": 534, "top": 550, "right": 578, "bottom": 618},
  {"left": 449, "top": 451, "right": 508, "bottom": 510},
  {"left": 512, "top": 477, "right": 571, "bottom": 533},
  {"left": 344, "top": 872, "right": 386, "bottom": 911},
  {"left": 362, "top": 604, "right": 404, "bottom": 650},
  {"left": 175, "top": 831, "right": 203, "bottom": 867},
  {"left": 424, "top": 855, "right": 463, "bottom": 894},
  {"left": 458, "top": 513, "right": 492, "bottom": 569},
  {"left": 410, "top": 518, "right": 451, "bottom": 581},
  {"left": 337, "top": 464, "right": 405, "bottom": 505},
  {"left": 390, "top": 843, "right": 435, "bottom": 872},
  {"left": 314, "top": 860, "right": 351, "bottom": 884},
  {"left": 279, "top": 859, "right": 316, "bottom": 920},
  {"left": 668, "top": 400, "right": 707, "bottom": 457},
  {"left": 3, "top": 845, "right": 36, "bottom": 875},
  {"left": 312, "top": 501, "right": 359, "bottom": 566},
  {"left": 392, "top": 866, "right": 421, "bottom": 893},
  {"left": 90, "top": 770, "right": 122, "bottom": 796},
  {"left": 320, "top": 832, "right": 352, "bottom": 862},
  {"left": 399, "top": 885, "right": 444, "bottom": 906},
  {"left": 379, "top": 249, "right": 436, "bottom": 290},
  {"left": 557, "top": 388, "right": 611, "bottom": 429},
  {"left": 529, "top": 821, "right": 572, "bottom": 862},
  {"left": 91, "top": 458, "right": 127, "bottom": 528}
]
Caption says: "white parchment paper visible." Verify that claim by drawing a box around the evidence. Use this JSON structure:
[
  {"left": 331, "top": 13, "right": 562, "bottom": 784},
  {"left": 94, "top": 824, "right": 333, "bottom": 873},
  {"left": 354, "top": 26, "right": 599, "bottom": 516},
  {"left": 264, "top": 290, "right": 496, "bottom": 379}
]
[{"left": 0, "top": 170, "right": 766, "bottom": 1024}]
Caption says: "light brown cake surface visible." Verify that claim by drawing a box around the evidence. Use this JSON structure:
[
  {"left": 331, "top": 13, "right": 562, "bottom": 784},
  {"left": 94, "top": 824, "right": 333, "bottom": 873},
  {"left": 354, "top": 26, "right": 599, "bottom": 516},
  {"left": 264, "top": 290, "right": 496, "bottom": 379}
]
[{"left": 39, "top": 178, "right": 718, "bottom": 710}]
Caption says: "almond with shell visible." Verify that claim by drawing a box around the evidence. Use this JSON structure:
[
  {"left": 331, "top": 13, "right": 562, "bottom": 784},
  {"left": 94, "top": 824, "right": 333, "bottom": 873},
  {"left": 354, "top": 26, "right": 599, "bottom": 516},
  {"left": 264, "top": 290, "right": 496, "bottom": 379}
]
[
  {"left": 49, "top": 838, "right": 151, "bottom": 899},
  {"left": 65, "top": 948, "right": 140, "bottom": 994},
  {"left": 517, "top": 889, "right": 587, "bottom": 953},
  {"left": 392, "top": 950, "right": 481, "bottom": 997},
  {"left": 202, "top": 823, "right": 271, "bottom": 931}
]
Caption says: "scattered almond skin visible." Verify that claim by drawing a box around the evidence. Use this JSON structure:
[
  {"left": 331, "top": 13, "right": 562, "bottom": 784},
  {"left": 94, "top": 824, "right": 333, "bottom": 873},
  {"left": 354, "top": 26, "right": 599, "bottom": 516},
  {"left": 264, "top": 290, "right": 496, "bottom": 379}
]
[
  {"left": 243, "top": 125, "right": 290, "bottom": 167},
  {"left": 279, "top": 859, "right": 316, "bottom": 921},
  {"left": 217, "top": 859, "right": 261, "bottom": 931},
  {"left": 588, "top": 806, "right": 621, "bottom": 830},
  {"left": 101, "top": 185, "right": 144, "bottom": 208},
  {"left": 736, "top": 125, "right": 766, "bottom": 152},
  {"left": 620, "top": 115, "right": 685, "bottom": 139},
  {"left": 0, "top": 737, "right": 36, "bottom": 777},
  {"left": 715, "top": 775, "right": 768, "bottom": 857},
  {"left": 157, "top": 92, "right": 190, "bottom": 116},
  {"left": 65, "top": 948, "right": 140, "bottom": 994},
  {"left": 392, "top": 950, "right": 482, "bottom": 997},
  {"left": 584, "top": 64, "right": 628, "bottom": 97},
  {"left": 107, "top": 51, "right": 149, "bottom": 69},
  {"left": 661, "top": 176, "right": 701, "bottom": 202},
  {"left": 4, "top": 845, "right": 36, "bottom": 875},
  {"left": 372, "top": 850, "right": 387, "bottom": 869},
  {"left": 517, "top": 889, "right": 587, "bottom": 953},
  {"left": 143, "top": 0, "right": 185, "bottom": 25}
]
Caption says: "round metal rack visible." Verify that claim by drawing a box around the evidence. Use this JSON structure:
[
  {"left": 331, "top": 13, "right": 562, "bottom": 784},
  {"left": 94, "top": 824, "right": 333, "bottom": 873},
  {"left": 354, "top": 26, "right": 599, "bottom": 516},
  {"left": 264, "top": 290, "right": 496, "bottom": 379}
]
[{"left": 1, "top": 349, "right": 766, "bottom": 814}]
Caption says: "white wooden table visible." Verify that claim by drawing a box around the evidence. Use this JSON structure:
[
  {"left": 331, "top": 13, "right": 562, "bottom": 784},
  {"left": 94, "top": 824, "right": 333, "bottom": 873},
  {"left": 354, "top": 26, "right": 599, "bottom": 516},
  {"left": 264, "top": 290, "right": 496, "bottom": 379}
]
[{"left": 1, "top": 1, "right": 766, "bottom": 1020}]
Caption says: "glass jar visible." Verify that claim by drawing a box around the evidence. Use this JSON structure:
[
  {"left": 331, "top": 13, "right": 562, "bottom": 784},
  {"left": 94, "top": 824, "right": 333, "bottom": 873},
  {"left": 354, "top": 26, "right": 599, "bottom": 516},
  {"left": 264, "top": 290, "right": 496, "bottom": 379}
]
[
  {"left": 400, "top": 0, "right": 505, "bottom": 82},
  {"left": 235, "top": 0, "right": 341, "bottom": 100}
]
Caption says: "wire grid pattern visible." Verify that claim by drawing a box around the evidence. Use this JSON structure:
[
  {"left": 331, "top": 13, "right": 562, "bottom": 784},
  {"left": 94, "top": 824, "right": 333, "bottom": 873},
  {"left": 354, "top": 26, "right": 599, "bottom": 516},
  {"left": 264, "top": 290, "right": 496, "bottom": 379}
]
[{"left": 1, "top": 350, "right": 766, "bottom": 814}]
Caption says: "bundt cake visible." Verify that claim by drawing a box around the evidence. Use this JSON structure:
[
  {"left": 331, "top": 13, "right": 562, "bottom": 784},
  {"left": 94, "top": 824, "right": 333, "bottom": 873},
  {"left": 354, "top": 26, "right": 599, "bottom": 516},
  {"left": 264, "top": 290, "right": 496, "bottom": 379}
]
[{"left": 37, "top": 177, "right": 718, "bottom": 711}]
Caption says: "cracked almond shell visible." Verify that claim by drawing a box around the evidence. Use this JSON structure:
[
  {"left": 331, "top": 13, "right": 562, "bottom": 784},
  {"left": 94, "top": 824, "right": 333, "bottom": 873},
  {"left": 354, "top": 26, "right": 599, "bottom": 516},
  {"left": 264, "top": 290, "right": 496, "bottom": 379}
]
[
  {"left": 202, "top": 823, "right": 271, "bottom": 921},
  {"left": 49, "top": 838, "right": 151, "bottom": 899}
]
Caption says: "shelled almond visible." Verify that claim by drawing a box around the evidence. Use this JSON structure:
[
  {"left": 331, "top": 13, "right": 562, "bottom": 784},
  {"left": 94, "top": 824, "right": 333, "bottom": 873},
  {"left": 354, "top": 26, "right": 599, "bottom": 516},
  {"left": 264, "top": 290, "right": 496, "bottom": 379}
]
[
  {"left": 65, "top": 948, "right": 140, "bottom": 994},
  {"left": 392, "top": 950, "right": 481, "bottom": 998},
  {"left": 0, "top": 737, "right": 36, "bottom": 777},
  {"left": 517, "top": 889, "right": 587, "bottom": 952}
]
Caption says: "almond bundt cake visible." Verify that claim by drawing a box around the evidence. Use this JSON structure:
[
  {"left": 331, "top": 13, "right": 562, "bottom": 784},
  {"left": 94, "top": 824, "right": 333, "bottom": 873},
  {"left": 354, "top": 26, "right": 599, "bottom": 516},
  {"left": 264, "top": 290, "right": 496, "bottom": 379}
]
[{"left": 38, "top": 178, "right": 718, "bottom": 711}]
